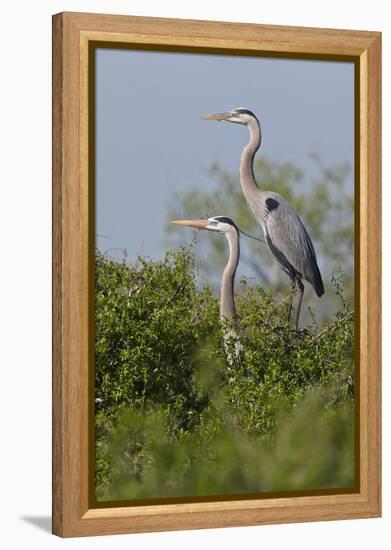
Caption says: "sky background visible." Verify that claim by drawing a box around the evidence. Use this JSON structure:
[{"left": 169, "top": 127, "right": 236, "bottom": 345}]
[{"left": 96, "top": 48, "right": 354, "bottom": 269}]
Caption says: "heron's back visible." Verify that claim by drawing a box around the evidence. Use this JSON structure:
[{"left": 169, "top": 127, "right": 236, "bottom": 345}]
[{"left": 250, "top": 190, "right": 324, "bottom": 296}]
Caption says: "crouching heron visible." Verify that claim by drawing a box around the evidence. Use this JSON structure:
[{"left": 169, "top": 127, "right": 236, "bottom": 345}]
[{"left": 172, "top": 216, "right": 242, "bottom": 363}]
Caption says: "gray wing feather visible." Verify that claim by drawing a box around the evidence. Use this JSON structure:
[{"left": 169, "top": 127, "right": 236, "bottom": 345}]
[{"left": 261, "top": 193, "right": 324, "bottom": 296}]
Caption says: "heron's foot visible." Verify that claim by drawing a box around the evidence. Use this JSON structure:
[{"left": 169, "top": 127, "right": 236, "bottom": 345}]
[
  {"left": 291, "top": 328, "right": 309, "bottom": 336},
  {"left": 273, "top": 325, "right": 288, "bottom": 333}
]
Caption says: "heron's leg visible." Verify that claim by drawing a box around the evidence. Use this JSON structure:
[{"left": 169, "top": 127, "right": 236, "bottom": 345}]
[
  {"left": 287, "top": 278, "right": 296, "bottom": 323},
  {"left": 295, "top": 278, "right": 304, "bottom": 331}
]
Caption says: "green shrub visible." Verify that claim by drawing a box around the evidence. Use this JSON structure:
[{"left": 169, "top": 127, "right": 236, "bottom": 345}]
[
  {"left": 96, "top": 389, "right": 354, "bottom": 501},
  {"left": 95, "top": 248, "right": 355, "bottom": 501},
  {"left": 95, "top": 248, "right": 218, "bottom": 427}
]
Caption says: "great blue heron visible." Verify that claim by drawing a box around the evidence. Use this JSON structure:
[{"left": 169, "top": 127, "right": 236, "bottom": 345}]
[
  {"left": 172, "top": 216, "right": 242, "bottom": 362},
  {"left": 201, "top": 108, "right": 324, "bottom": 330}
]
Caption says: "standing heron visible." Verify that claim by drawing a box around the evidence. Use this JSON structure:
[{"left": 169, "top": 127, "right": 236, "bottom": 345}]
[
  {"left": 201, "top": 108, "right": 324, "bottom": 330},
  {"left": 172, "top": 216, "right": 242, "bottom": 362}
]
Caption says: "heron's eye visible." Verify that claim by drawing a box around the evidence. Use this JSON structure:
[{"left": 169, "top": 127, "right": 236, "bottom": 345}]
[{"left": 209, "top": 220, "right": 219, "bottom": 226}]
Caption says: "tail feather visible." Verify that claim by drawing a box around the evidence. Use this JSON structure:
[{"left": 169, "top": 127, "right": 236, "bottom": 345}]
[{"left": 311, "top": 263, "right": 324, "bottom": 297}]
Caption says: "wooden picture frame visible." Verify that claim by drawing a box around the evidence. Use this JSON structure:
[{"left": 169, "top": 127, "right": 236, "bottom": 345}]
[{"left": 52, "top": 11, "right": 381, "bottom": 537}]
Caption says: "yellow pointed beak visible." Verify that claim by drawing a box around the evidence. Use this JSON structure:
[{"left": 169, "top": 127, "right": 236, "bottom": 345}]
[
  {"left": 172, "top": 219, "right": 209, "bottom": 229},
  {"left": 200, "top": 112, "right": 230, "bottom": 121}
]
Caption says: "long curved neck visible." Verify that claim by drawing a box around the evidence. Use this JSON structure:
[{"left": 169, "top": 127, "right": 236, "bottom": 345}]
[
  {"left": 240, "top": 118, "right": 262, "bottom": 204},
  {"left": 220, "top": 230, "right": 239, "bottom": 321}
]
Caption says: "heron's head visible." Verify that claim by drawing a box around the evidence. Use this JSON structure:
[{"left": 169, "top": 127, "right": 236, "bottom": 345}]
[
  {"left": 201, "top": 107, "right": 258, "bottom": 126},
  {"left": 172, "top": 216, "right": 238, "bottom": 235}
]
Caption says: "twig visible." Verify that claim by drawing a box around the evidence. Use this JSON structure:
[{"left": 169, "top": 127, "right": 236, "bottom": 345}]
[
  {"left": 163, "top": 281, "right": 187, "bottom": 309},
  {"left": 307, "top": 311, "right": 354, "bottom": 347}
]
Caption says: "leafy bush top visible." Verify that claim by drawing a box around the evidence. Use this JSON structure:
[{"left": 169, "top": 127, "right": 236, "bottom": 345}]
[{"left": 95, "top": 248, "right": 355, "bottom": 501}]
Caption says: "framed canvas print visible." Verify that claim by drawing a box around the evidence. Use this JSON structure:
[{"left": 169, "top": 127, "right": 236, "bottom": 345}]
[{"left": 52, "top": 12, "right": 381, "bottom": 537}]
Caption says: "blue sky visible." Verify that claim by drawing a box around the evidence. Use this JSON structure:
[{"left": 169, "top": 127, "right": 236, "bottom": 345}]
[{"left": 95, "top": 48, "right": 354, "bottom": 264}]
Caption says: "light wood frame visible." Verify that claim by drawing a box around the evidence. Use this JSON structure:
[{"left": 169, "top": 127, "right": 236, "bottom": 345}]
[{"left": 52, "top": 11, "right": 381, "bottom": 538}]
